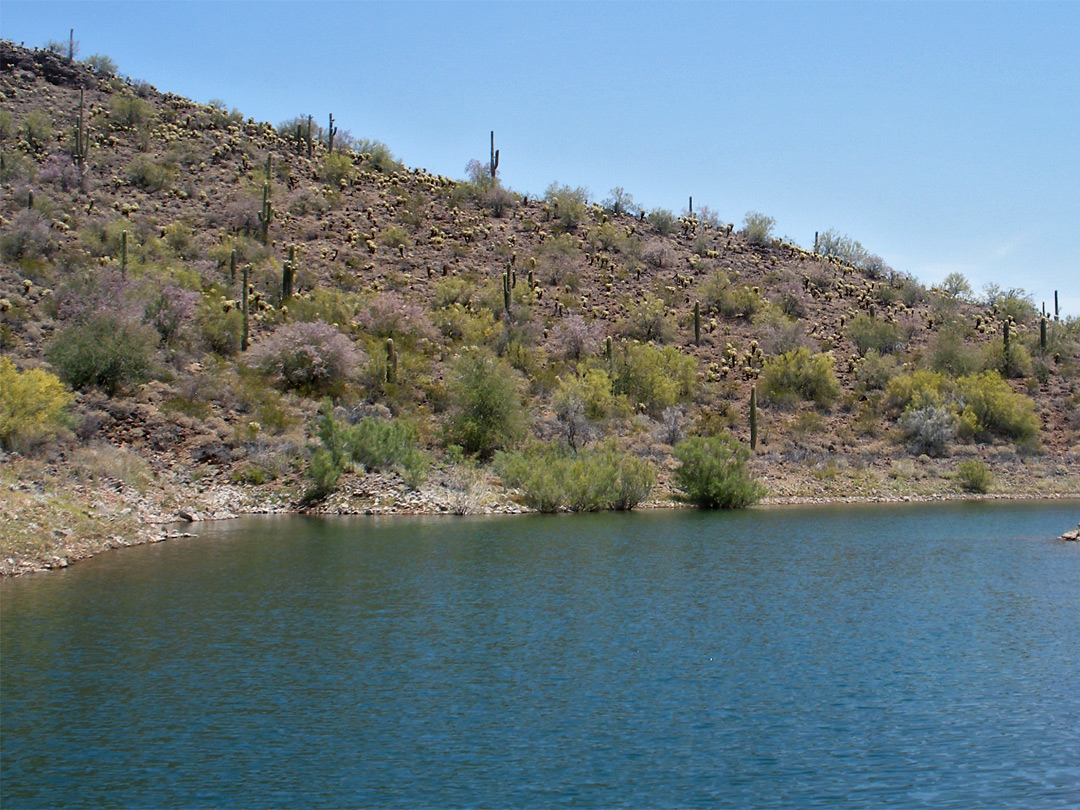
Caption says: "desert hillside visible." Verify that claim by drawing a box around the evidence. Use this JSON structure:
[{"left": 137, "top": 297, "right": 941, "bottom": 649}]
[{"left": 2, "top": 41, "right": 1078, "bottom": 574}]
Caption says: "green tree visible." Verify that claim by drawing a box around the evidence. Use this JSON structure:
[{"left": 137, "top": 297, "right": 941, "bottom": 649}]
[
  {"left": 673, "top": 433, "right": 765, "bottom": 509},
  {"left": 444, "top": 349, "right": 526, "bottom": 458},
  {"left": 0, "top": 358, "right": 73, "bottom": 452}
]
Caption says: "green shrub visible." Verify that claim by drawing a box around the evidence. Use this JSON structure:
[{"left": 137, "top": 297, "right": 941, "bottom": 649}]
[
  {"left": 495, "top": 441, "right": 654, "bottom": 512},
  {"left": 955, "top": 459, "right": 992, "bottom": 493},
  {"left": 621, "top": 293, "right": 674, "bottom": 342},
  {"left": 320, "top": 152, "right": 355, "bottom": 185},
  {"left": 20, "top": 110, "right": 53, "bottom": 151},
  {"left": 846, "top": 314, "right": 903, "bottom": 356},
  {"left": 0, "top": 358, "right": 73, "bottom": 452},
  {"left": 110, "top": 94, "right": 153, "bottom": 129},
  {"left": 647, "top": 208, "right": 677, "bottom": 236},
  {"left": 855, "top": 349, "right": 901, "bottom": 393},
  {"left": 314, "top": 404, "right": 429, "bottom": 489},
  {"left": 613, "top": 341, "right": 697, "bottom": 415},
  {"left": 760, "top": 347, "right": 841, "bottom": 407},
  {"left": 742, "top": 211, "right": 775, "bottom": 245},
  {"left": 127, "top": 155, "right": 177, "bottom": 191},
  {"left": 443, "top": 350, "right": 526, "bottom": 458},
  {"left": 47, "top": 314, "right": 156, "bottom": 396},
  {"left": 884, "top": 370, "right": 949, "bottom": 413},
  {"left": 545, "top": 183, "right": 589, "bottom": 232},
  {"left": 928, "top": 327, "right": 983, "bottom": 376},
  {"left": 701, "top": 270, "right": 764, "bottom": 318},
  {"left": 672, "top": 432, "right": 766, "bottom": 509},
  {"left": 197, "top": 297, "right": 244, "bottom": 356},
  {"left": 815, "top": 229, "right": 869, "bottom": 267},
  {"left": 954, "top": 371, "right": 1040, "bottom": 443}
]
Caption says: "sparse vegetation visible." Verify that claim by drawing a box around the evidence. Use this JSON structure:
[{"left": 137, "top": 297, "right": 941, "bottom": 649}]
[{"left": 673, "top": 432, "right": 766, "bottom": 509}]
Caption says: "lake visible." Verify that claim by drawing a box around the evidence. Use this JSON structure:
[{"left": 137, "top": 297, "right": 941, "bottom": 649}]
[{"left": 2, "top": 500, "right": 1079, "bottom": 808}]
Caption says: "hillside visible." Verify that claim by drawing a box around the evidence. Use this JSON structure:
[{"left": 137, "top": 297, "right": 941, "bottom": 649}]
[{"left": 2, "top": 42, "right": 1078, "bottom": 575}]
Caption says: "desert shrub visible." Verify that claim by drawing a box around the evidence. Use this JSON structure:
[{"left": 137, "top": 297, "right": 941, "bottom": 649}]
[
  {"left": 847, "top": 314, "right": 904, "bottom": 356},
  {"left": 83, "top": 54, "right": 118, "bottom": 76},
  {"left": 47, "top": 313, "right": 156, "bottom": 396},
  {"left": 648, "top": 208, "right": 677, "bottom": 236},
  {"left": 621, "top": 293, "right": 674, "bottom": 343},
  {"left": 145, "top": 284, "right": 199, "bottom": 348},
  {"left": 1, "top": 210, "right": 53, "bottom": 261},
  {"left": 672, "top": 432, "right": 766, "bottom": 509},
  {"left": 552, "top": 368, "right": 622, "bottom": 448},
  {"left": 928, "top": 327, "right": 983, "bottom": 376},
  {"left": 314, "top": 404, "right": 429, "bottom": 489},
  {"left": 550, "top": 313, "right": 603, "bottom": 361},
  {"left": 40, "top": 154, "right": 82, "bottom": 192},
  {"left": 354, "top": 139, "right": 401, "bottom": 174},
  {"left": 320, "top": 152, "right": 355, "bottom": 185},
  {"left": 701, "top": 271, "right": 764, "bottom": 318},
  {"left": 433, "top": 303, "right": 497, "bottom": 345},
  {"left": 196, "top": 296, "right": 244, "bottom": 356},
  {"left": 815, "top": 229, "right": 869, "bottom": 267},
  {"left": 760, "top": 347, "right": 841, "bottom": 407},
  {"left": 899, "top": 404, "right": 956, "bottom": 457},
  {"left": 545, "top": 182, "right": 589, "bottom": 232},
  {"left": 443, "top": 350, "right": 526, "bottom": 458},
  {"left": 613, "top": 342, "right": 697, "bottom": 415},
  {"left": 954, "top": 371, "right": 1040, "bottom": 443},
  {"left": 110, "top": 94, "right": 153, "bottom": 129},
  {"left": 0, "top": 358, "right": 73, "bottom": 452},
  {"left": 379, "top": 225, "right": 409, "bottom": 250},
  {"left": 983, "top": 285, "right": 1037, "bottom": 325},
  {"left": 940, "top": 272, "right": 974, "bottom": 300},
  {"left": 742, "top": 211, "right": 775, "bottom": 245},
  {"left": 855, "top": 349, "right": 901, "bottom": 393},
  {"left": 495, "top": 441, "right": 654, "bottom": 512},
  {"left": 20, "top": 110, "right": 53, "bottom": 151},
  {"left": 248, "top": 321, "right": 363, "bottom": 396},
  {"left": 642, "top": 238, "right": 674, "bottom": 268},
  {"left": 884, "top": 370, "right": 949, "bottom": 413},
  {"left": 358, "top": 292, "right": 437, "bottom": 344},
  {"left": 986, "top": 338, "right": 1034, "bottom": 380},
  {"left": 127, "top": 155, "right": 177, "bottom": 191},
  {"left": 484, "top": 185, "right": 517, "bottom": 218},
  {"left": 955, "top": 459, "right": 992, "bottom": 493},
  {"left": 602, "top": 187, "right": 638, "bottom": 216}
]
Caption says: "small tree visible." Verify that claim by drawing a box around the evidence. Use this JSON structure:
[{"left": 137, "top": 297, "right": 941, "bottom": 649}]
[
  {"left": 47, "top": 313, "right": 155, "bottom": 397},
  {"left": 443, "top": 350, "right": 526, "bottom": 458},
  {"left": 742, "top": 211, "right": 775, "bottom": 245},
  {"left": 673, "top": 433, "right": 766, "bottom": 509},
  {"left": 0, "top": 359, "right": 73, "bottom": 452}
]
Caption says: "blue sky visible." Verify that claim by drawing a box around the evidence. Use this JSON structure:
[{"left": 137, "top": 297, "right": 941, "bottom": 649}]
[{"left": 3, "top": 1, "right": 1077, "bottom": 315}]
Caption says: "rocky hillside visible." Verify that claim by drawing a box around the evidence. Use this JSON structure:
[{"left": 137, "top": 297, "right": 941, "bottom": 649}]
[{"left": 2, "top": 41, "right": 1078, "bottom": 573}]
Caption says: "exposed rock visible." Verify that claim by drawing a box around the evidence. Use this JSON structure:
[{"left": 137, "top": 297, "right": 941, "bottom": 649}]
[{"left": 1060, "top": 525, "right": 1080, "bottom": 541}]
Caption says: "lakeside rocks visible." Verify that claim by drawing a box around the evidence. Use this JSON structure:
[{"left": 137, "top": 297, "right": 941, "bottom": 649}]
[{"left": 1061, "top": 524, "right": 1080, "bottom": 541}]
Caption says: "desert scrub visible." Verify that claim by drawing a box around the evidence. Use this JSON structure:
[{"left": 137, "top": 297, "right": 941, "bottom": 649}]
[
  {"left": 955, "top": 459, "right": 992, "bottom": 493},
  {"left": 0, "top": 358, "right": 73, "bottom": 452},
  {"left": 759, "top": 347, "right": 841, "bottom": 408},
  {"left": 846, "top": 314, "right": 904, "bottom": 356},
  {"left": 612, "top": 341, "right": 697, "bottom": 416},
  {"left": 443, "top": 349, "right": 527, "bottom": 459},
  {"left": 47, "top": 313, "right": 156, "bottom": 396},
  {"left": 898, "top": 404, "right": 956, "bottom": 457},
  {"left": 701, "top": 270, "right": 764, "bottom": 318},
  {"left": 741, "top": 211, "right": 775, "bottom": 245},
  {"left": 954, "top": 371, "right": 1039, "bottom": 444},
  {"left": 672, "top": 432, "right": 766, "bottom": 509},
  {"left": 248, "top": 321, "right": 363, "bottom": 396},
  {"left": 495, "top": 441, "right": 654, "bottom": 512},
  {"left": 621, "top": 293, "right": 675, "bottom": 343},
  {"left": 312, "top": 403, "right": 429, "bottom": 491}
]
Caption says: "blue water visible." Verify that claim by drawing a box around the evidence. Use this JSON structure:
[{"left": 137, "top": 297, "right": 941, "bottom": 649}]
[{"left": 2, "top": 500, "right": 1079, "bottom": 808}]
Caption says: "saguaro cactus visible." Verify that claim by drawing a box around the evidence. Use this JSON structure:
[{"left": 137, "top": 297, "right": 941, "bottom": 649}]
[
  {"left": 72, "top": 88, "right": 89, "bottom": 169},
  {"left": 241, "top": 263, "right": 251, "bottom": 351},
  {"left": 750, "top": 385, "right": 758, "bottom": 451},
  {"left": 229, "top": 248, "right": 237, "bottom": 283},
  {"left": 1040, "top": 316, "right": 1048, "bottom": 351},
  {"left": 490, "top": 130, "right": 499, "bottom": 180},
  {"left": 693, "top": 301, "right": 701, "bottom": 346},
  {"left": 385, "top": 338, "right": 398, "bottom": 384},
  {"left": 258, "top": 183, "right": 273, "bottom": 246},
  {"left": 327, "top": 113, "right": 338, "bottom": 154},
  {"left": 282, "top": 244, "right": 296, "bottom": 300},
  {"left": 502, "top": 268, "right": 512, "bottom": 315},
  {"left": 120, "top": 230, "right": 128, "bottom": 279},
  {"left": 1003, "top": 318, "right": 1012, "bottom": 376}
]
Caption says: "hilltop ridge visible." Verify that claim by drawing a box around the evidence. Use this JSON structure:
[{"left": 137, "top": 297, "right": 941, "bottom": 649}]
[{"left": 2, "top": 41, "right": 1078, "bottom": 575}]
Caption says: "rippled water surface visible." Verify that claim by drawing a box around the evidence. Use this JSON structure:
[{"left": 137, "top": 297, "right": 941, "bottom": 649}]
[{"left": 3, "top": 500, "right": 1080, "bottom": 808}]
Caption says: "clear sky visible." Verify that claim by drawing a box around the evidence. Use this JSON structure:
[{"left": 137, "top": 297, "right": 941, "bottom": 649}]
[{"left": 3, "top": 1, "right": 1077, "bottom": 315}]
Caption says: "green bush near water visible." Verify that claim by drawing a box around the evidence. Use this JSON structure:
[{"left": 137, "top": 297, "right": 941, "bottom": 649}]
[
  {"left": 495, "top": 441, "right": 655, "bottom": 512},
  {"left": 672, "top": 432, "right": 765, "bottom": 509}
]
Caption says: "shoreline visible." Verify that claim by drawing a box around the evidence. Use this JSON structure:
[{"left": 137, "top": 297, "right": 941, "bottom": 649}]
[{"left": 5, "top": 478, "right": 1079, "bottom": 580}]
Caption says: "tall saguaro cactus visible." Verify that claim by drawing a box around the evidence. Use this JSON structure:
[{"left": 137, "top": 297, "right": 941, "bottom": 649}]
[
  {"left": 72, "top": 88, "right": 89, "bottom": 170},
  {"left": 241, "top": 263, "right": 251, "bottom": 352},
  {"left": 258, "top": 183, "right": 273, "bottom": 246},
  {"left": 327, "top": 113, "right": 338, "bottom": 154},
  {"left": 385, "top": 338, "right": 398, "bottom": 384},
  {"left": 693, "top": 300, "right": 701, "bottom": 346},
  {"left": 490, "top": 130, "right": 499, "bottom": 180},
  {"left": 282, "top": 244, "right": 296, "bottom": 301},
  {"left": 750, "top": 385, "right": 758, "bottom": 451}
]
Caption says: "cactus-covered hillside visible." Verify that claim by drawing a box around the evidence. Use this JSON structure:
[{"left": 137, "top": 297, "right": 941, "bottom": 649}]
[{"left": 1, "top": 40, "right": 1079, "bottom": 565}]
